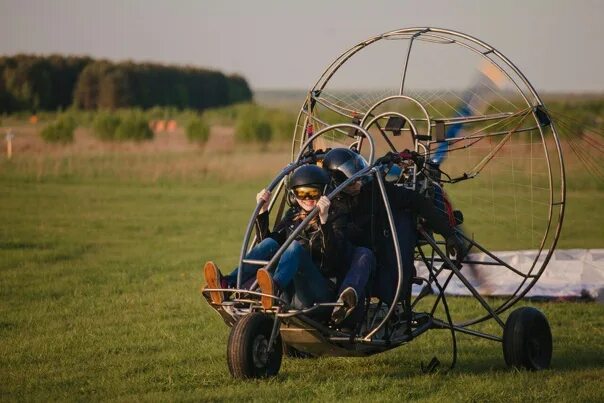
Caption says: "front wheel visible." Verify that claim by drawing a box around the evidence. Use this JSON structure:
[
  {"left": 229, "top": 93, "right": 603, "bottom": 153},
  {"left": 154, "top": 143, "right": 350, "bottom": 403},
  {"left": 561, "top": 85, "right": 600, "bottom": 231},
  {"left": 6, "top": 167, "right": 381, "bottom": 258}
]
[
  {"left": 503, "top": 307, "right": 552, "bottom": 370},
  {"left": 227, "top": 313, "right": 283, "bottom": 378}
]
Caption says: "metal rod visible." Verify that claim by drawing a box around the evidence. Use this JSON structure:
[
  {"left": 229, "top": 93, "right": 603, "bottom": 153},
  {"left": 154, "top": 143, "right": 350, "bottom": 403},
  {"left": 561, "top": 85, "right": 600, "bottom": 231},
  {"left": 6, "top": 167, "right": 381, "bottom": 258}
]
[
  {"left": 241, "top": 259, "right": 270, "bottom": 266},
  {"left": 418, "top": 240, "right": 455, "bottom": 318},
  {"left": 427, "top": 257, "right": 522, "bottom": 268},
  {"left": 268, "top": 312, "right": 281, "bottom": 352},
  {"left": 363, "top": 170, "right": 405, "bottom": 340},
  {"left": 363, "top": 111, "right": 419, "bottom": 154},
  {"left": 411, "top": 245, "right": 444, "bottom": 308},
  {"left": 374, "top": 120, "right": 399, "bottom": 153},
  {"left": 431, "top": 319, "right": 502, "bottom": 342},
  {"left": 398, "top": 35, "right": 415, "bottom": 95},
  {"left": 201, "top": 288, "right": 289, "bottom": 306},
  {"left": 298, "top": 109, "right": 351, "bottom": 138},
  {"left": 312, "top": 93, "right": 360, "bottom": 119},
  {"left": 455, "top": 232, "right": 528, "bottom": 277},
  {"left": 435, "top": 125, "right": 540, "bottom": 145},
  {"left": 417, "top": 227, "right": 506, "bottom": 329},
  {"left": 247, "top": 178, "right": 288, "bottom": 254},
  {"left": 400, "top": 30, "right": 426, "bottom": 95},
  {"left": 359, "top": 94, "right": 432, "bottom": 139},
  {"left": 434, "top": 111, "right": 516, "bottom": 125},
  {"left": 463, "top": 111, "right": 531, "bottom": 179},
  {"left": 296, "top": 123, "right": 376, "bottom": 164},
  {"left": 277, "top": 302, "right": 343, "bottom": 318}
]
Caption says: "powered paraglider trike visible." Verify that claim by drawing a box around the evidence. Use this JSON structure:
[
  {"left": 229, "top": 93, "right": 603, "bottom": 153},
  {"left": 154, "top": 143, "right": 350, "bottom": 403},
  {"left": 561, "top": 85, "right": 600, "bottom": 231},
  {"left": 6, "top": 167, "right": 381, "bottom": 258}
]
[{"left": 201, "top": 27, "right": 565, "bottom": 378}]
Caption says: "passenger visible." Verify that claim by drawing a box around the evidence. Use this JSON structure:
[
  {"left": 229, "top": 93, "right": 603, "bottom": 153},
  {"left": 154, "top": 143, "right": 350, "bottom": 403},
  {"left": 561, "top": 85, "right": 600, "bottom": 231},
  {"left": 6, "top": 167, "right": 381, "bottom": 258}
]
[
  {"left": 204, "top": 164, "right": 350, "bottom": 312},
  {"left": 322, "top": 148, "right": 464, "bottom": 316}
]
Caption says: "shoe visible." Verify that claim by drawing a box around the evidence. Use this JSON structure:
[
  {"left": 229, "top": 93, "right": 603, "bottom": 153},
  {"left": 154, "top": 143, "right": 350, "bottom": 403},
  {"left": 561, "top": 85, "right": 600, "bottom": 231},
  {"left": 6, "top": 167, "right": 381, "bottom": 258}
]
[
  {"left": 203, "top": 261, "right": 224, "bottom": 304},
  {"left": 256, "top": 268, "right": 275, "bottom": 310},
  {"left": 331, "top": 287, "right": 357, "bottom": 325}
]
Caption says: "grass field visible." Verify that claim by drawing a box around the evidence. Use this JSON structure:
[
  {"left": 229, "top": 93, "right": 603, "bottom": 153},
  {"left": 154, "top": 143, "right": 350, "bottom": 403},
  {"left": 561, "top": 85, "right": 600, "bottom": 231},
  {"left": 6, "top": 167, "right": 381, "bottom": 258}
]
[{"left": 1, "top": 127, "right": 603, "bottom": 401}]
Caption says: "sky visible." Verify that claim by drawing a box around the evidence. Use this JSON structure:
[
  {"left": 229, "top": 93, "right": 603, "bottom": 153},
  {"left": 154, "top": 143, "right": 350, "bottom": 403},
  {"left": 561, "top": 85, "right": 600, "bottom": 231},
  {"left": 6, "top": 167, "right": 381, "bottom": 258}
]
[{"left": 0, "top": 0, "right": 603, "bottom": 93}]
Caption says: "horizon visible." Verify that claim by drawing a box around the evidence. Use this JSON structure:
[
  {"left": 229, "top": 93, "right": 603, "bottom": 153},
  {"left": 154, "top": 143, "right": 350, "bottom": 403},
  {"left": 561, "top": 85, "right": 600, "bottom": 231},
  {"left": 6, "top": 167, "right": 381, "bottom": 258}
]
[
  {"left": 1, "top": 53, "right": 601, "bottom": 96},
  {"left": 1, "top": 0, "right": 602, "bottom": 93}
]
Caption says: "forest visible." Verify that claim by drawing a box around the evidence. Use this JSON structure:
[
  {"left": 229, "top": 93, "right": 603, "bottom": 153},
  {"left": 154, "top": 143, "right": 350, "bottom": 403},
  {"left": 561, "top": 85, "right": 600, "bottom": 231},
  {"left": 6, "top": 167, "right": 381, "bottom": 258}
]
[{"left": 0, "top": 55, "right": 252, "bottom": 113}]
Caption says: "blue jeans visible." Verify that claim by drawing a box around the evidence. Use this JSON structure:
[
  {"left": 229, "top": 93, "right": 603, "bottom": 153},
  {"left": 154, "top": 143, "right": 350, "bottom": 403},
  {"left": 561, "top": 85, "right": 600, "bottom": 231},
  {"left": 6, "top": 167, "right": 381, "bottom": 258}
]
[
  {"left": 338, "top": 246, "right": 375, "bottom": 323},
  {"left": 226, "top": 238, "right": 335, "bottom": 308},
  {"left": 286, "top": 241, "right": 336, "bottom": 309},
  {"left": 225, "top": 238, "right": 280, "bottom": 288},
  {"left": 339, "top": 246, "right": 375, "bottom": 303}
]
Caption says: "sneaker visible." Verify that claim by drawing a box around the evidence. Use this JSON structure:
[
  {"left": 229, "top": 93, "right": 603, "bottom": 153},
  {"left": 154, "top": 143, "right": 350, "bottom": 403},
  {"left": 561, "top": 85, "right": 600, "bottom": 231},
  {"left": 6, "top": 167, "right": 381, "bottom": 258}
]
[
  {"left": 331, "top": 287, "right": 357, "bottom": 325},
  {"left": 256, "top": 268, "right": 275, "bottom": 310},
  {"left": 203, "top": 261, "right": 224, "bottom": 304}
]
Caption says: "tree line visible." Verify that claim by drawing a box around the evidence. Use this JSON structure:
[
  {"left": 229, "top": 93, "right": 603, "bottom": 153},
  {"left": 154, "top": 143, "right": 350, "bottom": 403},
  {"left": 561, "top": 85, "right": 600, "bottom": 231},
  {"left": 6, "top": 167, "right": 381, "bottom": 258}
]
[{"left": 0, "top": 55, "right": 252, "bottom": 113}]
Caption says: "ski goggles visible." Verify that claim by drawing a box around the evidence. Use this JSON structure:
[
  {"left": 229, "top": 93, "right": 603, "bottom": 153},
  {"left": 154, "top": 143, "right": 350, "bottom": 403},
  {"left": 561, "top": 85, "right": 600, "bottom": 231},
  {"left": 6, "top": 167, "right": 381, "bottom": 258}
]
[{"left": 291, "top": 186, "right": 322, "bottom": 201}]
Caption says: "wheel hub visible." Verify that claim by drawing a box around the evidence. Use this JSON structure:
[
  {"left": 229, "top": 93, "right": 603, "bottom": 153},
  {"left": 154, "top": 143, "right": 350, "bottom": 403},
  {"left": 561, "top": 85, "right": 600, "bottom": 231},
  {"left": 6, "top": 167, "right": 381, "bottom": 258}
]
[{"left": 252, "top": 335, "right": 269, "bottom": 368}]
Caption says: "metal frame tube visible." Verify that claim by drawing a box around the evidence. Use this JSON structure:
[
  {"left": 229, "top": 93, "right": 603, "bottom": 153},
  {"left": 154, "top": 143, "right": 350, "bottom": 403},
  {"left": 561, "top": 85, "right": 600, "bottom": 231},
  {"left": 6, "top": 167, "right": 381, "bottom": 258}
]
[
  {"left": 296, "top": 123, "right": 376, "bottom": 163},
  {"left": 363, "top": 170, "right": 405, "bottom": 340},
  {"left": 363, "top": 111, "right": 420, "bottom": 153},
  {"left": 431, "top": 319, "right": 502, "bottom": 342},
  {"left": 399, "top": 29, "right": 428, "bottom": 95},
  {"left": 417, "top": 227, "right": 505, "bottom": 328},
  {"left": 360, "top": 95, "right": 432, "bottom": 139}
]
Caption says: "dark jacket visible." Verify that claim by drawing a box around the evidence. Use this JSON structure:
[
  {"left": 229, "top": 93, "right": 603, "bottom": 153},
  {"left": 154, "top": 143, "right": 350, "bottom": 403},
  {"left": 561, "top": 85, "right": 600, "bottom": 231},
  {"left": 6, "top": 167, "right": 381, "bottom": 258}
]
[
  {"left": 255, "top": 205, "right": 351, "bottom": 280},
  {"left": 332, "top": 179, "right": 455, "bottom": 253}
]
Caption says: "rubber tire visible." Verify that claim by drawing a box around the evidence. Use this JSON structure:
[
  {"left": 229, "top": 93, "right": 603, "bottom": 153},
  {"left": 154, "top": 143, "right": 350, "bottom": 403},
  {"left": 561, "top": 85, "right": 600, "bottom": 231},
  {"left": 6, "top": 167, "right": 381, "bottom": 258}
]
[
  {"left": 227, "top": 313, "right": 283, "bottom": 378},
  {"left": 503, "top": 307, "right": 552, "bottom": 370},
  {"left": 283, "top": 343, "right": 315, "bottom": 359}
]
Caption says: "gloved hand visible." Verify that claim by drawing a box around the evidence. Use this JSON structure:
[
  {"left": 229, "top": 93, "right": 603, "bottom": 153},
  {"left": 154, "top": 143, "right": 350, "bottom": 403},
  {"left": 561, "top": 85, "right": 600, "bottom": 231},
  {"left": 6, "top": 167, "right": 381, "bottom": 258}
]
[{"left": 445, "top": 234, "right": 468, "bottom": 267}]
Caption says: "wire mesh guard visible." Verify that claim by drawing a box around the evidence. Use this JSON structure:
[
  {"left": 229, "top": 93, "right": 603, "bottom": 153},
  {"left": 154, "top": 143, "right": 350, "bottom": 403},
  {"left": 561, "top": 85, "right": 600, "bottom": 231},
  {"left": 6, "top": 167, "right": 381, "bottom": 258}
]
[{"left": 290, "top": 28, "right": 566, "bottom": 325}]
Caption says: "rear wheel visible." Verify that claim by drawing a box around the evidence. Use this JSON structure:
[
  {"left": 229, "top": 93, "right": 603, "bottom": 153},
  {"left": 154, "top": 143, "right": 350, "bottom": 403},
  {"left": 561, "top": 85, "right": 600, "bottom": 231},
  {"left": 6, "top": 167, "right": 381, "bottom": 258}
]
[
  {"left": 227, "top": 313, "right": 283, "bottom": 378},
  {"left": 503, "top": 307, "right": 552, "bottom": 370}
]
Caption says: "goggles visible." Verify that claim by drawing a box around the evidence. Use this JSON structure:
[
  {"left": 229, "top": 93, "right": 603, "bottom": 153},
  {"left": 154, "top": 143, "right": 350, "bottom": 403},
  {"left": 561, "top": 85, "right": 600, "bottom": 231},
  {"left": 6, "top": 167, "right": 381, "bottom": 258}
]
[{"left": 291, "top": 186, "right": 322, "bottom": 201}]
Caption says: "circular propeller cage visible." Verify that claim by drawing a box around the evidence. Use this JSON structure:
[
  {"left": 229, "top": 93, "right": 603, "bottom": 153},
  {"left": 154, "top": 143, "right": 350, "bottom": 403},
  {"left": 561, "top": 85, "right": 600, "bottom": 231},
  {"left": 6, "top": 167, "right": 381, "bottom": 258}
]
[{"left": 291, "top": 27, "right": 566, "bottom": 325}]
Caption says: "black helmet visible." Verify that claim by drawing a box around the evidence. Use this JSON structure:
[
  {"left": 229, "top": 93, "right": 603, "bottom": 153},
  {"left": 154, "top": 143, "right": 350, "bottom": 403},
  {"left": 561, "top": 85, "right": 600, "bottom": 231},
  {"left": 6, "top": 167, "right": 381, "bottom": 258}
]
[
  {"left": 322, "top": 148, "right": 368, "bottom": 184},
  {"left": 289, "top": 164, "right": 330, "bottom": 189}
]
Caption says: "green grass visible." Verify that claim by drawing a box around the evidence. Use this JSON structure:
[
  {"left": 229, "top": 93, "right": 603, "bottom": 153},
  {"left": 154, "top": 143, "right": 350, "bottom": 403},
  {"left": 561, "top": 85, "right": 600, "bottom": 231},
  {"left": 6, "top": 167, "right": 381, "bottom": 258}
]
[{"left": 1, "top": 157, "right": 603, "bottom": 401}]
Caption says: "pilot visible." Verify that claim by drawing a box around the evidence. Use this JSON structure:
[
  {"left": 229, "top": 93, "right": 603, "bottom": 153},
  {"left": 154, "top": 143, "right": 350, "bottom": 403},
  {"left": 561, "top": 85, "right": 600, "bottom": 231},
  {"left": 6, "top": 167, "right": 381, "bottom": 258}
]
[
  {"left": 322, "top": 147, "right": 464, "bottom": 320},
  {"left": 320, "top": 148, "right": 376, "bottom": 325}
]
